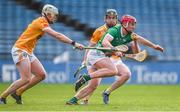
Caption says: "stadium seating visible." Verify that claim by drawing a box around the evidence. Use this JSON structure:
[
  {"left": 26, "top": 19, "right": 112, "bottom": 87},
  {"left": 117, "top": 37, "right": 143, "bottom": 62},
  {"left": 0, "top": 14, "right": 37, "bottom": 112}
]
[
  {"left": 33, "top": 0, "right": 180, "bottom": 61},
  {"left": 0, "top": 0, "right": 180, "bottom": 61}
]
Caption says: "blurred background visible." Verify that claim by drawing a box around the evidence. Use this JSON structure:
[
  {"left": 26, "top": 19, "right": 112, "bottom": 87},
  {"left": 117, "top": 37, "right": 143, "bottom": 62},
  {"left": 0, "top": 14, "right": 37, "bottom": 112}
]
[{"left": 0, "top": 0, "right": 180, "bottom": 84}]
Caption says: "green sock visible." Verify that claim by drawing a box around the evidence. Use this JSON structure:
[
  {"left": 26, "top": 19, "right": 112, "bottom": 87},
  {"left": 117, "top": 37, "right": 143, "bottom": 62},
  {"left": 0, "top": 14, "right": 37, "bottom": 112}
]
[
  {"left": 83, "top": 75, "right": 91, "bottom": 81},
  {"left": 69, "top": 97, "right": 78, "bottom": 103}
]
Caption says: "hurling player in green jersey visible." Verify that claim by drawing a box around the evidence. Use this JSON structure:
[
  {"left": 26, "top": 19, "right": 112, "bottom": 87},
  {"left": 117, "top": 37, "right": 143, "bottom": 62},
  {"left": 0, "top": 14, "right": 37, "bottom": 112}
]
[{"left": 70, "top": 15, "right": 164, "bottom": 105}]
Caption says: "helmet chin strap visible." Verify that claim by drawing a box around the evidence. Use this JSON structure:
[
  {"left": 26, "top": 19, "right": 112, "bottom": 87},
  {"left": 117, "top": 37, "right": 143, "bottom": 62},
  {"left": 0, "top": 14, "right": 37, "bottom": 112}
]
[
  {"left": 43, "top": 13, "right": 53, "bottom": 24},
  {"left": 120, "top": 22, "right": 132, "bottom": 34}
]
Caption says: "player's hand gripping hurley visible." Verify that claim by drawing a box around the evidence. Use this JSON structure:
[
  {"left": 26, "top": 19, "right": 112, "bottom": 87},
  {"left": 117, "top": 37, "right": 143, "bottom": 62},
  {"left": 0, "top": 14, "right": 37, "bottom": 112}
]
[
  {"left": 84, "top": 44, "right": 148, "bottom": 62},
  {"left": 84, "top": 44, "right": 147, "bottom": 62}
]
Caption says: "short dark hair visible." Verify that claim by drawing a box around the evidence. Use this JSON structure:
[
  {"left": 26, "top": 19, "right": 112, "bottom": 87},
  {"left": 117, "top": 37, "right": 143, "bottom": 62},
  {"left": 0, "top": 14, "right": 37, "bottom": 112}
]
[{"left": 105, "top": 9, "right": 118, "bottom": 18}]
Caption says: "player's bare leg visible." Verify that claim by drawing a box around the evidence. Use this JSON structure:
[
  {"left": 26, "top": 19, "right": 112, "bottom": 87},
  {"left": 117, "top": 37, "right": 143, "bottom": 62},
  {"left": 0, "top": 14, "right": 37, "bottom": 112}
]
[
  {"left": 67, "top": 58, "right": 117, "bottom": 105},
  {"left": 90, "top": 58, "right": 118, "bottom": 78},
  {"left": 16, "top": 59, "right": 46, "bottom": 95},
  {"left": 80, "top": 78, "right": 101, "bottom": 104},
  {"left": 102, "top": 63, "right": 131, "bottom": 104},
  {"left": 11, "top": 59, "right": 46, "bottom": 104},
  {"left": 80, "top": 93, "right": 92, "bottom": 104},
  {"left": 78, "top": 77, "right": 102, "bottom": 104},
  {"left": 0, "top": 59, "right": 32, "bottom": 104},
  {"left": 80, "top": 68, "right": 101, "bottom": 104},
  {"left": 66, "top": 78, "right": 101, "bottom": 105},
  {"left": 75, "top": 58, "right": 118, "bottom": 91}
]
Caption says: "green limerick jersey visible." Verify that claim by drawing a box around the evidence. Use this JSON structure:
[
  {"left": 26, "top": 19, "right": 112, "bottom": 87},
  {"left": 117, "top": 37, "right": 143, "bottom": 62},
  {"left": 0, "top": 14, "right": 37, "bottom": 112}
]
[{"left": 97, "top": 24, "right": 134, "bottom": 47}]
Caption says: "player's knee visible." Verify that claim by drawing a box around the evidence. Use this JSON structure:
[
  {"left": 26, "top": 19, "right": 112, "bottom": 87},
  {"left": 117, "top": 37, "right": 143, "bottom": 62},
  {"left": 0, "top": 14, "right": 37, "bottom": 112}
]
[
  {"left": 21, "top": 77, "right": 31, "bottom": 84},
  {"left": 122, "top": 71, "right": 131, "bottom": 80},
  {"left": 38, "top": 73, "right": 46, "bottom": 80}
]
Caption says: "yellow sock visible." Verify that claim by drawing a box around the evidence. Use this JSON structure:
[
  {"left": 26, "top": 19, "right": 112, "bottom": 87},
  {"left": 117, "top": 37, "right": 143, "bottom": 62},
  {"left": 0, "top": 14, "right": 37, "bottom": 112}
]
[
  {"left": 105, "top": 87, "right": 112, "bottom": 94},
  {"left": 16, "top": 89, "right": 23, "bottom": 95}
]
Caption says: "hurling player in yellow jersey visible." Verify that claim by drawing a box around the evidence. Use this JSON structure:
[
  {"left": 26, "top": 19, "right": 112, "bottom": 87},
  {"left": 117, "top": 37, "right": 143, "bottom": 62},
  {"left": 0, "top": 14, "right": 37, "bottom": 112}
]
[{"left": 0, "top": 4, "right": 84, "bottom": 104}]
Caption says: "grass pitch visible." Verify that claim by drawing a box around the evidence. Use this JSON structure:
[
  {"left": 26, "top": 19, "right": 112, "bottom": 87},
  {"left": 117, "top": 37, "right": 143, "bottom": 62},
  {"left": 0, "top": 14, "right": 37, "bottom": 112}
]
[{"left": 0, "top": 83, "right": 179, "bottom": 111}]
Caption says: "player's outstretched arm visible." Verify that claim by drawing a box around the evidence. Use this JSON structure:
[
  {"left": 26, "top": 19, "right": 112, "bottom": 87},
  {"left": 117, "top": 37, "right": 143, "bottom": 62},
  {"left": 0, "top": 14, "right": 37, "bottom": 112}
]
[
  {"left": 43, "top": 27, "right": 84, "bottom": 50},
  {"left": 131, "top": 40, "right": 141, "bottom": 53},
  {"left": 135, "top": 34, "right": 164, "bottom": 52}
]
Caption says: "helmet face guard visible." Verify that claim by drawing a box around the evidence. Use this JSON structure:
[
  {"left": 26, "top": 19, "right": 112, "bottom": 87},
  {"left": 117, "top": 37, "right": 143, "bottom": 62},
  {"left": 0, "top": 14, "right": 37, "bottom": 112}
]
[
  {"left": 42, "top": 4, "right": 59, "bottom": 24},
  {"left": 105, "top": 9, "right": 118, "bottom": 27},
  {"left": 120, "top": 15, "right": 137, "bottom": 32}
]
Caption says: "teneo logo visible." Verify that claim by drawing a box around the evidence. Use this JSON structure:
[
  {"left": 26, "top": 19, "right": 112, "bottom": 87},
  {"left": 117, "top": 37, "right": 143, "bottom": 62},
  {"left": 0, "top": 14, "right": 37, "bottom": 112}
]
[
  {"left": 44, "top": 71, "right": 68, "bottom": 83},
  {"left": 133, "top": 66, "right": 178, "bottom": 84},
  {"left": 2, "top": 64, "right": 17, "bottom": 82}
]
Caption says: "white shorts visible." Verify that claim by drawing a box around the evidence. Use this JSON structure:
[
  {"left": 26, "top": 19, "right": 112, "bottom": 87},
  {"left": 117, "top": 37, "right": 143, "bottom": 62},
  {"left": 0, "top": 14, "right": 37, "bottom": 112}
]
[
  {"left": 110, "top": 57, "right": 122, "bottom": 65},
  {"left": 86, "top": 49, "right": 123, "bottom": 70},
  {"left": 11, "top": 47, "right": 37, "bottom": 64}
]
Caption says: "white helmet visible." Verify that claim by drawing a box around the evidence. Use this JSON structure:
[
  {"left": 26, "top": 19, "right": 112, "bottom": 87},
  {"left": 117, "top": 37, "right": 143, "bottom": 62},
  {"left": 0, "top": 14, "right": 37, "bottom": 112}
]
[{"left": 42, "top": 4, "right": 59, "bottom": 23}]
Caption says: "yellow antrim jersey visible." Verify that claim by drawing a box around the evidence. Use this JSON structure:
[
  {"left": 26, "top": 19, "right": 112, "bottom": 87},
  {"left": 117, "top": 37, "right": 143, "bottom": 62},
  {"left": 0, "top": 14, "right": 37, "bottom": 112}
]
[
  {"left": 90, "top": 24, "right": 108, "bottom": 43},
  {"left": 14, "top": 17, "right": 49, "bottom": 54}
]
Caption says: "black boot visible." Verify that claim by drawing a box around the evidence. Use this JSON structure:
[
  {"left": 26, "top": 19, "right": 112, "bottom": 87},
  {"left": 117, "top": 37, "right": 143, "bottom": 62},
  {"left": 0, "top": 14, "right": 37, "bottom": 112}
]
[
  {"left": 11, "top": 92, "right": 23, "bottom": 104},
  {"left": 0, "top": 98, "right": 6, "bottom": 104}
]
